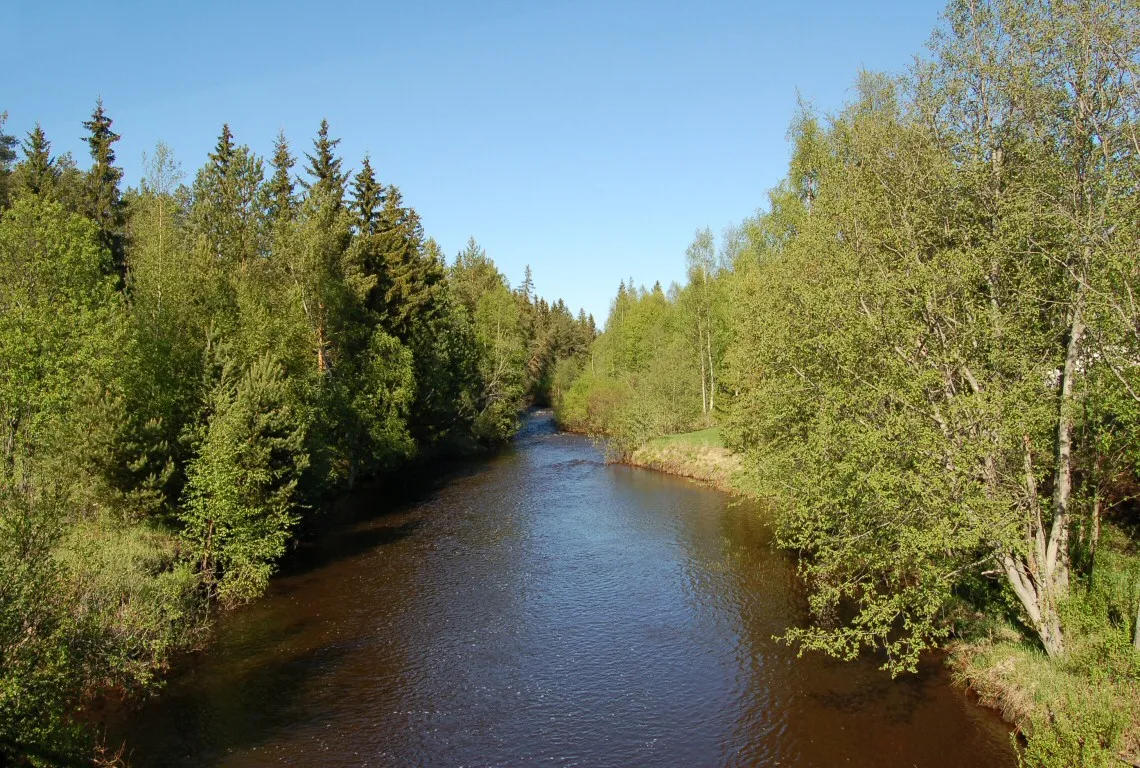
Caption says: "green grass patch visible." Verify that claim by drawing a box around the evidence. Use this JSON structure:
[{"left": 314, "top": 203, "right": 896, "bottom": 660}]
[{"left": 647, "top": 427, "right": 724, "bottom": 449}]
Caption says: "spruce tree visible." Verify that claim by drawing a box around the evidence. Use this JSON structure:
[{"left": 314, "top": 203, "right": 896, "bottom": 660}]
[
  {"left": 22, "top": 123, "right": 55, "bottom": 196},
  {"left": 209, "top": 123, "right": 235, "bottom": 176},
  {"left": 0, "top": 111, "right": 18, "bottom": 207},
  {"left": 191, "top": 124, "right": 264, "bottom": 267},
  {"left": 266, "top": 129, "right": 296, "bottom": 222},
  {"left": 350, "top": 156, "right": 384, "bottom": 236},
  {"left": 301, "top": 119, "right": 345, "bottom": 204},
  {"left": 82, "top": 97, "right": 125, "bottom": 273}
]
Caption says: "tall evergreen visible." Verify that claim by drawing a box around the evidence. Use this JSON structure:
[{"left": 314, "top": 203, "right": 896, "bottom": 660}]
[
  {"left": 350, "top": 155, "right": 383, "bottom": 235},
  {"left": 82, "top": 97, "right": 125, "bottom": 273},
  {"left": 266, "top": 129, "right": 296, "bottom": 222},
  {"left": 209, "top": 123, "right": 235, "bottom": 176},
  {"left": 0, "top": 111, "right": 18, "bottom": 207},
  {"left": 301, "top": 119, "right": 345, "bottom": 204},
  {"left": 22, "top": 122, "right": 55, "bottom": 196},
  {"left": 191, "top": 124, "right": 264, "bottom": 267}
]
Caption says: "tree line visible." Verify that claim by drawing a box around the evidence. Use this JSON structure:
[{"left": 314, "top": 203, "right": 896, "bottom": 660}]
[
  {"left": 556, "top": 1, "right": 1140, "bottom": 764},
  {"left": 0, "top": 104, "right": 592, "bottom": 764}
]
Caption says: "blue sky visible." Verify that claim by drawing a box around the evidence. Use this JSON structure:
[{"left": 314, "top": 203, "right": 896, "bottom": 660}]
[{"left": 5, "top": 0, "right": 945, "bottom": 323}]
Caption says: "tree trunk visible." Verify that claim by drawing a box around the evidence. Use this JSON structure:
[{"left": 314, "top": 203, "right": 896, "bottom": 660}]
[
  {"left": 1001, "top": 552, "right": 1066, "bottom": 657},
  {"left": 698, "top": 316, "right": 707, "bottom": 414},
  {"left": 706, "top": 325, "right": 715, "bottom": 414},
  {"left": 316, "top": 324, "right": 328, "bottom": 373},
  {"left": 997, "top": 438, "right": 1066, "bottom": 657},
  {"left": 1000, "top": 298, "right": 1085, "bottom": 658},
  {"left": 1048, "top": 298, "right": 1086, "bottom": 594},
  {"left": 1130, "top": 587, "right": 1140, "bottom": 647},
  {"left": 699, "top": 353, "right": 707, "bottom": 414},
  {"left": 1089, "top": 493, "right": 1101, "bottom": 565},
  {"left": 1134, "top": 593, "right": 1140, "bottom": 652},
  {"left": 316, "top": 300, "right": 330, "bottom": 374}
]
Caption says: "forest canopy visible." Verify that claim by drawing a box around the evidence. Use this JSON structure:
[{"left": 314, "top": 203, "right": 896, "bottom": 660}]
[{"left": 0, "top": 106, "right": 592, "bottom": 765}]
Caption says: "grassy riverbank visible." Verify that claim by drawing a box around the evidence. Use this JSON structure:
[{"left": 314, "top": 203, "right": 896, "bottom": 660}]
[
  {"left": 949, "top": 525, "right": 1140, "bottom": 766},
  {"left": 625, "top": 428, "right": 743, "bottom": 494}
]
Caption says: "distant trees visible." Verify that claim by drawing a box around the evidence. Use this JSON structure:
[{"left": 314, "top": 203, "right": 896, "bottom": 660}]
[{"left": 556, "top": 274, "right": 705, "bottom": 453}]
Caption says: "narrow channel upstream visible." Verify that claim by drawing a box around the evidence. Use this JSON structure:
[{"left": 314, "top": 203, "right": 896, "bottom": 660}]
[{"left": 109, "top": 411, "right": 1014, "bottom": 767}]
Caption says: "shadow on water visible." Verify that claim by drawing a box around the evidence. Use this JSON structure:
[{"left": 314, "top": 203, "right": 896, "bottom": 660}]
[
  {"left": 278, "top": 450, "right": 496, "bottom": 580},
  {"left": 279, "top": 518, "right": 425, "bottom": 579},
  {"left": 107, "top": 640, "right": 354, "bottom": 768},
  {"left": 807, "top": 656, "right": 940, "bottom": 725},
  {"left": 281, "top": 409, "right": 563, "bottom": 580}
]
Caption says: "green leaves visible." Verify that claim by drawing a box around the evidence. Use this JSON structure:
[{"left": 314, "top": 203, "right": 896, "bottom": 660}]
[
  {"left": 0, "top": 195, "right": 123, "bottom": 478},
  {"left": 353, "top": 329, "right": 415, "bottom": 468},
  {"left": 181, "top": 354, "right": 308, "bottom": 605},
  {"left": 0, "top": 104, "right": 585, "bottom": 764}
]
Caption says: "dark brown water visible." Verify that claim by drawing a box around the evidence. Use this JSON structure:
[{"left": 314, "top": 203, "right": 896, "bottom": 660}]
[{"left": 108, "top": 411, "right": 1013, "bottom": 767}]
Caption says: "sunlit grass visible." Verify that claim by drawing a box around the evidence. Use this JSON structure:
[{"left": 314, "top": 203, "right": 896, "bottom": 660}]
[{"left": 647, "top": 427, "right": 724, "bottom": 449}]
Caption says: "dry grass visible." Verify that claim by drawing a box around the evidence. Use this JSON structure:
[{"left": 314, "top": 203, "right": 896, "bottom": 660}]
[{"left": 627, "top": 429, "right": 745, "bottom": 493}]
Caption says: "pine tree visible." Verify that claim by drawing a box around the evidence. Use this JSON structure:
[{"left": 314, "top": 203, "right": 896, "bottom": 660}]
[
  {"left": 0, "top": 111, "right": 19, "bottom": 208},
  {"left": 21, "top": 123, "right": 55, "bottom": 196},
  {"left": 265, "top": 129, "right": 296, "bottom": 222},
  {"left": 301, "top": 119, "right": 345, "bottom": 204},
  {"left": 191, "top": 124, "right": 265, "bottom": 267},
  {"left": 209, "top": 123, "right": 235, "bottom": 176},
  {"left": 370, "top": 185, "right": 442, "bottom": 339},
  {"left": 350, "top": 156, "right": 383, "bottom": 236},
  {"left": 82, "top": 97, "right": 125, "bottom": 273}
]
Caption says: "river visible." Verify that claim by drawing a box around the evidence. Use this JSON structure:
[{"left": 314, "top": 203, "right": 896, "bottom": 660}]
[{"left": 108, "top": 411, "right": 1014, "bottom": 766}]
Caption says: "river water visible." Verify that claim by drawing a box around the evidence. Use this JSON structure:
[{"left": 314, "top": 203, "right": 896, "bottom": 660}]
[{"left": 109, "top": 411, "right": 1014, "bottom": 767}]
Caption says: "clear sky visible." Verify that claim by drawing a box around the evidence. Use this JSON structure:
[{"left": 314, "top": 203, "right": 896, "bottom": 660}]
[{"left": 5, "top": 0, "right": 946, "bottom": 323}]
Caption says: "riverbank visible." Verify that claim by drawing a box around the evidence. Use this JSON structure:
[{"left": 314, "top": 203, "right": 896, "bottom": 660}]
[
  {"left": 624, "top": 428, "right": 744, "bottom": 495},
  {"left": 618, "top": 427, "right": 1140, "bottom": 767},
  {"left": 951, "top": 635, "right": 1140, "bottom": 767}
]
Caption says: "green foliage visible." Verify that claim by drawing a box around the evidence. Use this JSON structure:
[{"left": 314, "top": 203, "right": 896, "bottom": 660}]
[
  {"left": 190, "top": 124, "right": 265, "bottom": 269},
  {"left": 0, "top": 195, "right": 123, "bottom": 479},
  {"left": 556, "top": 0, "right": 1140, "bottom": 761},
  {"left": 1017, "top": 687, "right": 1130, "bottom": 768},
  {"left": 181, "top": 354, "right": 308, "bottom": 605},
  {"left": 81, "top": 98, "right": 124, "bottom": 273},
  {"left": 0, "top": 101, "right": 605, "bottom": 765},
  {"left": 266, "top": 130, "right": 297, "bottom": 223},
  {"left": 0, "top": 110, "right": 17, "bottom": 208},
  {"left": 0, "top": 485, "right": 87, "bottom": 765},
  {"left": 451, "top": 239, "right": 528, "bottom": 442},
  {"left": 350, "top": 156, "right": 383, "bottom": 236},
  {"left": 352, "top": 329, "right": 416, "bottom": 468},
  {"left": 301, "top": 119, "right": 346, "bottom": 203},
  {"left": 553, "top": 273, "right": 709, "bottom": 453},
  {"left": 19, "top": 123, "right": 56, "bottom": 198}
]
